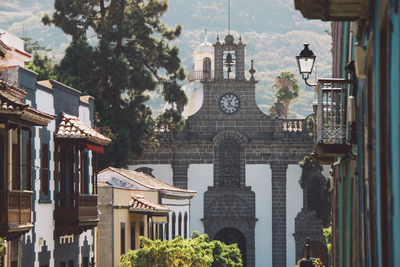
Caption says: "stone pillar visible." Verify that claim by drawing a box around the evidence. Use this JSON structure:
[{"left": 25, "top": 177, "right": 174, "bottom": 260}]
[
  {"left": 235, "top": 45, "right": 245, "bottom": 81},
  {"left": 172, "top": 161, "right": 189, "bottom": 189},
  {"left": 271, "top": 163, "right": 288, "bottom": 267},
  {"left": 213, "top": 44, "right": 224, "bottom": 80}
]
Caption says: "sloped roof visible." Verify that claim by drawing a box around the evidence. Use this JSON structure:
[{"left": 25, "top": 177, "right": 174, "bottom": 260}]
[
  {"left": 129, "top": 194, "right": 171, "bottom": 213},
  {"left": 0, "top": 80, "right": 54, "bottom": 125},
  {"left": 55, "top": 112, "right": 111, "bottom": 145},
  {"left": 100, "top": 167, "right": 196, "bottom": 196}
]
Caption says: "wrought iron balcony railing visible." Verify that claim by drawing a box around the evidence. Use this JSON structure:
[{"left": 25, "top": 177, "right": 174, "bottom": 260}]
[
  {"left": 313, "top": 78, "right": 352, "bottom": 160},
  {"left": 187, "top": 70, "right": 214, "bottom": 82}
]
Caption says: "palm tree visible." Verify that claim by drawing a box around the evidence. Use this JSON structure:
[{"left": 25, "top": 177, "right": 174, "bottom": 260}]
[{"left": 273, "top": 71, "right": 300, "bottom": 119}]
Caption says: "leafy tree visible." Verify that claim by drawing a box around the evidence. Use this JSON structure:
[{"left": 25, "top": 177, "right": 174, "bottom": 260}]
[
  {"left": 42, "top": 0, "right": 187, "bottom": 168},
  {"left": 119, "top": 232, "right": 242, "bottom": 267},
  {"left": 272, "top": 71, "right": 299, "bottom": 119},
  {"left": 323, "top": 226, "right": 332, "bottom": 255},
  {"left": 21, "top": 37, "right": 52, "bottom": 54},
  {"left": 0, "top": 238, "right": 5, "bottom": 266}
]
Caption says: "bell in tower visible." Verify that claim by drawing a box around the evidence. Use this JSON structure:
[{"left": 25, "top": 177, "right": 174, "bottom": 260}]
[{"left": 214, "top": 34, "right": 245, "bottom": 81}]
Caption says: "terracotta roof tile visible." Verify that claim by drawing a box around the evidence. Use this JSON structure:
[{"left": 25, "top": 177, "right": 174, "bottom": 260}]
[
  {"left": 55, "top": 112, "right": 111, "bottom": 145},
  {"left": 129, "top": 194, "right": 171, "bottom": 213},
  {"left": 102, "top": 167, "right": 196, "bottom": 195},
  {"left": 0, "top": 80, "right": 54, "bottom": 125}
]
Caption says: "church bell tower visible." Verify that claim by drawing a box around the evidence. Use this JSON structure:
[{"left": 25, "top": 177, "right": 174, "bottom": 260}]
[{"left": 214, "top": 34, "right": 246, "bottom": 81}]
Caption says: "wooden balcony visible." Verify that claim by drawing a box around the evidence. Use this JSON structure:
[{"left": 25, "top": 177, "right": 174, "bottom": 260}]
[
  {"left": 294, "top": 0, "right": 368, "bottom": 21},
  {"left": 54, "top": 193, "right": 99, "bottom": 236},
  {"left": 188, "top": 70, "right": 214, "bottom": 82},
  {"left": 0, "top": 191, "right": 33, "bottom": 240},
  {"left": 313, "top": 79, "right": 352, "bottom": 163}
]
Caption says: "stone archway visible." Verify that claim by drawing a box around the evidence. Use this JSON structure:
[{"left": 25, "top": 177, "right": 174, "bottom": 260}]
[{"left": 214, "top": 228, "right": 247, "bottom": 267}]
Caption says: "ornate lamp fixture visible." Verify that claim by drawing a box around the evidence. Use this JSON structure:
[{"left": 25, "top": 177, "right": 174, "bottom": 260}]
[{"left": 296, "top": 44, "right": 316, "bottom": 86}]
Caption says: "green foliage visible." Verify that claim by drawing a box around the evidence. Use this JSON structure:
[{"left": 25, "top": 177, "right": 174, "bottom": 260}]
[
  {"left": 323, "top": 226, "right": 332, "bottom": 255},
  {"left": 272, "top": 71, "right": 300, "bottom": 119},
  {"left": 0, "top": 237, "right": 5, "bottom": 266},
  {"left": 119, "top": 232, "right": 242, "bottom": 267},
  {"left": 0, "top": 238, "right": 4, "bottom": 255},
  {"left": 43, "top": 0, "right": 188, "bottom": 168},
  {"left": 296, "top": 257, "right": 323, "bottom": 267}
]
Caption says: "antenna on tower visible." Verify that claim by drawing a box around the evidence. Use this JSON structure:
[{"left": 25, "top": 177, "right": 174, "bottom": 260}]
[{"left": 228, "top": 0, "right": 231, "bottom": 34}]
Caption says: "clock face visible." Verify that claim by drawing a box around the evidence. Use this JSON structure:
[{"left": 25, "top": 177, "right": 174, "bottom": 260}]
[{"left": 219, "top": 93, "right": 240, "bottom": 114}]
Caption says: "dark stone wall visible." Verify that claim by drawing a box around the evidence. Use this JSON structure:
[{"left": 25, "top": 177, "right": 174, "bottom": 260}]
[
  {"left": 21, "top": 235, "right": 35, "bottom": 266},
  {"left": 38, "top": 241, "right": 51, "bottom": 267},
  {"left": 54, "top": 235, "right": 80, "bottom": 267}
]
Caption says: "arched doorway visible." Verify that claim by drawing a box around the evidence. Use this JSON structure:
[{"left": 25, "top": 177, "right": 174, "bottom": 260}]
[{"left": 214, "top": 228, "right": 247, "bottom": 267}]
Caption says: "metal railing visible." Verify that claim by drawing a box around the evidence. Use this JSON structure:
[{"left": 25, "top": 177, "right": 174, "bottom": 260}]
[
  {"left": 187, "top": 70, "right": 214, "bottom": 82},
  {"left": 315, "top": 78, "right": 351, "bottom": 145}
]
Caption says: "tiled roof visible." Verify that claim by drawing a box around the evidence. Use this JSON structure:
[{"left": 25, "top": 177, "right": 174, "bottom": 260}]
[
  {"left": 129, "top": 194, "right": 171, "bottom": 213},
  {"left": 0, "top": 80, "right": 54, "bottom": 125},
  {"left": 55, "top": 112, "right": 111, "bottom": 145},
  {"left": 101, "top": 167, "right": 196, "bottom": 195}
]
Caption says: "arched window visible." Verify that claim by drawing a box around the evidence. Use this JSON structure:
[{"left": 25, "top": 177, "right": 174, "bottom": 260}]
[
  {"left": 171, "top": 212, "right": 176, "bottom": 238},
  {"left": 178, "top": 212, "right": 182, "bottom": 237},
  {"left": 203, "top": 57, "right": 211, "bottom": 79},
  {"left": 184, "top": 212, "right": 188, "bottom": 239}
]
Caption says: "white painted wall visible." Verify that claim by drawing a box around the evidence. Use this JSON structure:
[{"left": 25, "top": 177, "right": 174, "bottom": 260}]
[
  {"left": 187, "top": 164, "right": 213, "bottom": 235},
  {"left": 34, "top": 87, "right": 56, "bottom": 267},
  {"left": 246, "top": 164, "right": 272, "bottom": 267},
  {"left": 79, "top": 104, "right": 91, "bottom": 125},
  {"left": 286, "top": 164, "right": 304, "bottom": 267},
  {"left": 128, "top": 164, "right": 173, "bottom": 186}
]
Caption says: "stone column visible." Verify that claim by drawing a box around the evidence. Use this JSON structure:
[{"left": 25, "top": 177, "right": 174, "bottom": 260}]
[
  {"left": 172, "top": 161, "right": 189, "bottom": 189},
  {"left": 271, "top": 163, "right": 288, "bottom": 267}
]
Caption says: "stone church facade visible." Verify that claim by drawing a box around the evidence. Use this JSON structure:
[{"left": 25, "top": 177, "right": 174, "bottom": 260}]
[{"left": 129, "top": 33, "right": 328, "bottom": 267}]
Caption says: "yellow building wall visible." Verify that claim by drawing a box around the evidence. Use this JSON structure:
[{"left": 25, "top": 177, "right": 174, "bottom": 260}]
[{"left": 112, "top": 188, "right": 158, "bottom": 267}]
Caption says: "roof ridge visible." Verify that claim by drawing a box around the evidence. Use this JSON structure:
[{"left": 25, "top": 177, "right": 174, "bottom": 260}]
[{"left": 111, "top": 167, "right": 195, "bottom": 193}]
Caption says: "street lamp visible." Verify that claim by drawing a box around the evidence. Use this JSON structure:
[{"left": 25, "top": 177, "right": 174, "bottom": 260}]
[{"left": 296, "top": 44, "right": 316, "bottom": 86}]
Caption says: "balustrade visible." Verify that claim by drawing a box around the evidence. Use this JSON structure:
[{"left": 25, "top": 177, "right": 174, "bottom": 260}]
[
  {"left": 283, "top": 119, "right": 305, "bottom": 132},
  {"left": 187, "top": 70, "right": 214, "bottom": 82}
]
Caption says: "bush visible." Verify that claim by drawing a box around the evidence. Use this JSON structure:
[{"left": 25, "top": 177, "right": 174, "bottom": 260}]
[{"left": 119, "top": 231, "right": 242, "bottom": 267}]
